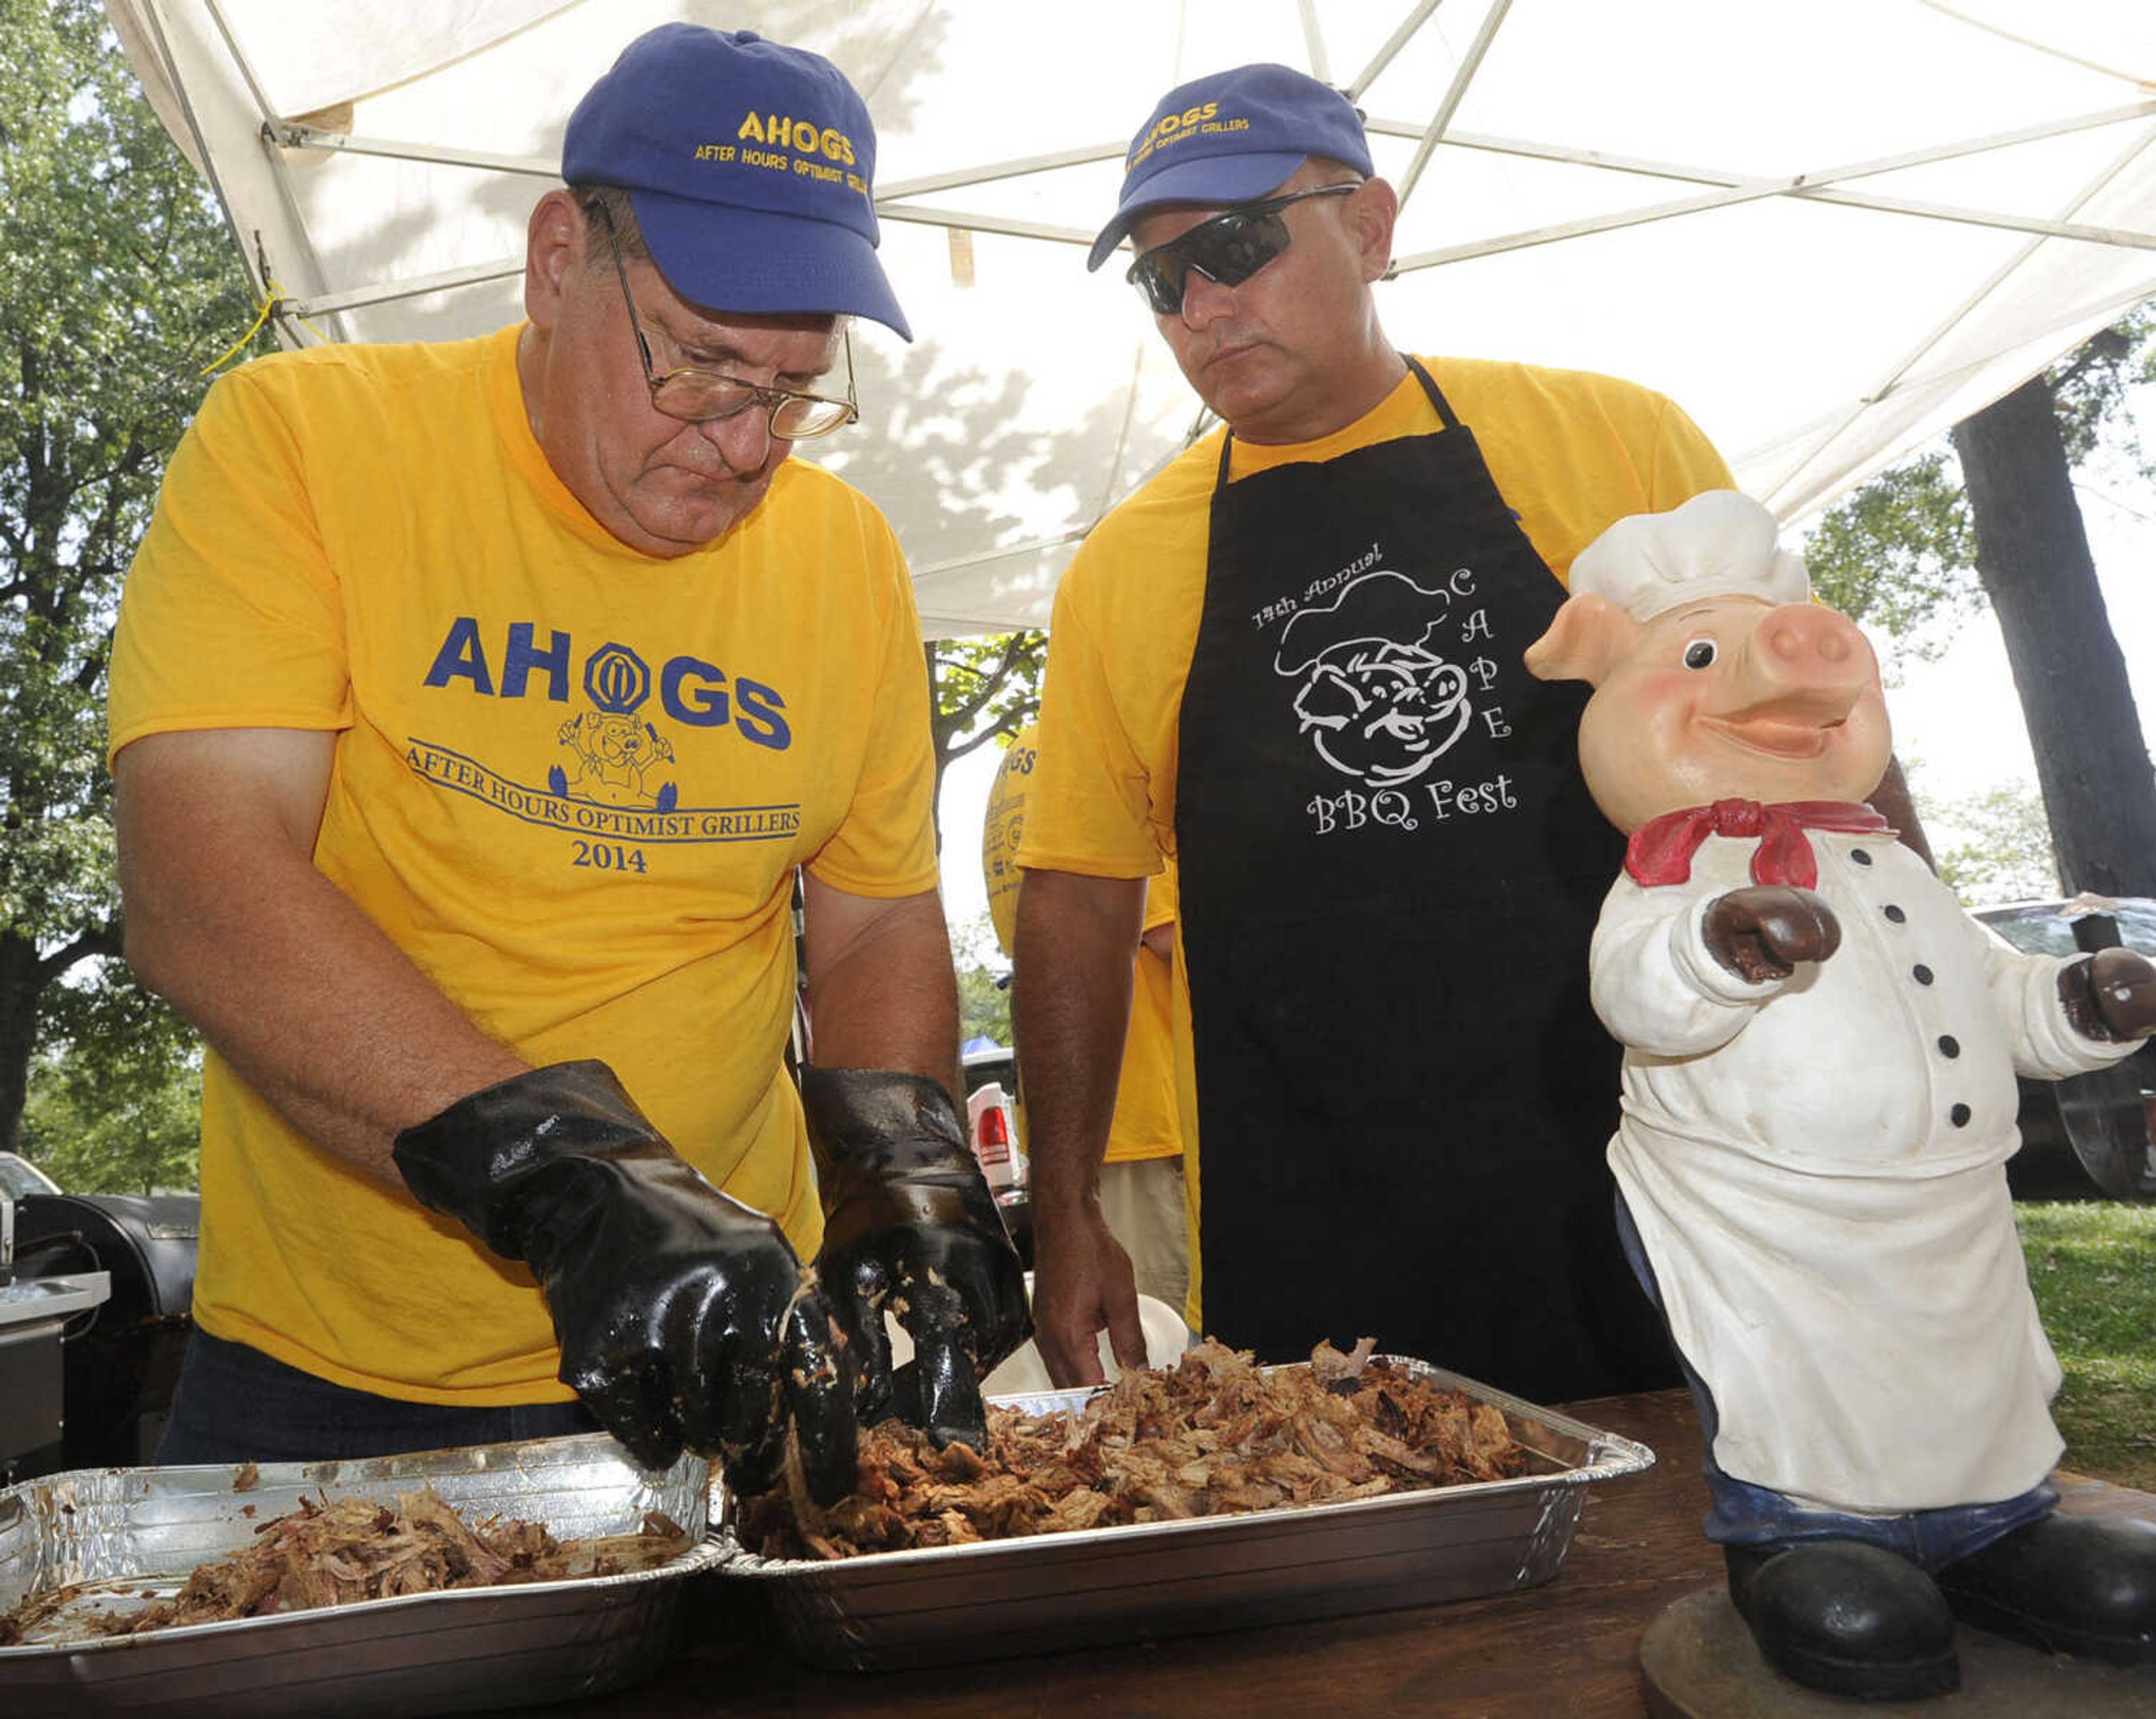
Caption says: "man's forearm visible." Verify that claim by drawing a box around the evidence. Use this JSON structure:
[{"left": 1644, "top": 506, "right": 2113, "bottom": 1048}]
[
  {"left": 1012, "top": 870, "right": 1148, "bottom": 1211},
  {"left": 802, "top": 881, "right": 961, "bottom": 1092},
  {"left": 117, "top": 731, "right": 527, "bottom": 1183},
  {"left": 165, "top": 867, "right": 526, "bottom": 1173}
]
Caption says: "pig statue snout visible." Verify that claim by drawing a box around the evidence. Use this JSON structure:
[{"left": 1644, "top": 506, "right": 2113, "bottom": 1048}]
[
  {"left": 1715, "top": 602, "right": 1876, "bottom": 726},
  {"left": 1760, "top": 603, "right": 1857, "bottom": 668}
]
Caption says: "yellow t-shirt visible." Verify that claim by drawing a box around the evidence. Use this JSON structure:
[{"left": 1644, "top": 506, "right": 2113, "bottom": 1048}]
[
  {"left": 981, "top": 729, "right": 1034, "bottom": 958},
  {"left": 1016, "top": 356, "right": 1734, "bottom": 1327},
  {"left": 107, "top": 326, "right": 940, "bottom": 1405},
  {"left": 983, "top": 728, "right": 1180, "bottom": 1165},
  {"left": 1111, "top": 863, "right": 1181, "bottom": 1167}
]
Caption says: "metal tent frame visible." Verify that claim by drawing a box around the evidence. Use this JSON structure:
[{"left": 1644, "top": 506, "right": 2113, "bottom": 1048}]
[{"left": 112, "top": 0, "right": 2156, "bottom": 633}]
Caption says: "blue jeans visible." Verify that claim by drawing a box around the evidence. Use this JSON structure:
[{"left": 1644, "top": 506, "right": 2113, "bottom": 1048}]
[
  {"left": 1613, "top": 1192, "right": 2055, "bottom": 1570},
  {"left": 158, "top": 1330, "right": 597, "bottom": 1464}
]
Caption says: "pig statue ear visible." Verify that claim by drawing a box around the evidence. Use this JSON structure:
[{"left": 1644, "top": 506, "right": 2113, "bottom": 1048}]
[{"left": 1524, "top": 591, "right": 1641, "bottom": 688}]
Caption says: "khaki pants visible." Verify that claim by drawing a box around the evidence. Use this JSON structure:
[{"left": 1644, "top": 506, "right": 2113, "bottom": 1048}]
[{"left": 1098, "top": 1155, "right": 1189, "bottom": 1316}]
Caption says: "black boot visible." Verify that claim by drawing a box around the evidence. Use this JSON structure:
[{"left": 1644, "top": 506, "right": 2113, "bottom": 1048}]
[
  {"left": 1935, "top": 1510, "right": 2156, "bottom": 1665},
  {"left": 1725, "top": 1540, "right": 1960, "bottom": 1701}
]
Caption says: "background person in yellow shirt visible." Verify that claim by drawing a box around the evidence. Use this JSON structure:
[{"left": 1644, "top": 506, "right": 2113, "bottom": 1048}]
[
  {"left": 984, "top": 728, "right": 1190, "bottom": 1315},
  {"left": 107, "top": 24, "right": 1025, "bottom": 1497}
]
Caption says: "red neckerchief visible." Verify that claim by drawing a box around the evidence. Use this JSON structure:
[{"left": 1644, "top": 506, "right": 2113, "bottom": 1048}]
[{"left": 1624, "top": 799, "right": 1895, "bottom": 889}]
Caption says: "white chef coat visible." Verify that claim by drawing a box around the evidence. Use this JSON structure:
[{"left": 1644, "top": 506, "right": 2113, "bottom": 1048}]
[{"left": 1592, "top": 831, "right": 2139, "bottom": 1515}]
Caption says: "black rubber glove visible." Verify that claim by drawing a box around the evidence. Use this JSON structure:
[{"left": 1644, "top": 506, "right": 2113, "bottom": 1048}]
[
  {"left": 393, "top": 1060, "right": 856, "bottom": 1501},
  {"left": 801, "top": 1068, "right": 1031, "bottom": 1453}
]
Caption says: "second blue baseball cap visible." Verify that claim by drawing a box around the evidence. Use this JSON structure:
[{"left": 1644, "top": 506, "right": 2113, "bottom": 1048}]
[
  {"left": 1088, "top": 63, "right": 1374, "bottom": 271},
  {"left": 564, "top": 24, "right": 911, "bottom": 339}
]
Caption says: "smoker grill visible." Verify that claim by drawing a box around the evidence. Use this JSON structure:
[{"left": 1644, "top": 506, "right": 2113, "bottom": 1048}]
[{"left": 7, "top": 1194, "right": 197, "bottom": 1470}]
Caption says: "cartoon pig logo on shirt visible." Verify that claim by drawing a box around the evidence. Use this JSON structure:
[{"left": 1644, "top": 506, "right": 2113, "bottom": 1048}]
[
  {"left": 549, "top": 711, "right": 679, "bottom": 810},
  {"left": 1276, "top": 570, "right": 1473, "bottom": 788}
]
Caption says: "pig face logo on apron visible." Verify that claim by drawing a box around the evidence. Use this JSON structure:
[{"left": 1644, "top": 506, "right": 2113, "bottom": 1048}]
[{"left": 1276, "top": 570, "right": 1473, "bottom": 788}]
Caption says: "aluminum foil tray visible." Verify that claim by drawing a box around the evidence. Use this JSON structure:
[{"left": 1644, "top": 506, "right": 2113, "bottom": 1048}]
[
  {"left": 716, "top": 1358, "right": 1655, "bottom": 1672},
  {"left": 0, "top": 1432, "right": 723, "bottom": 1718}
]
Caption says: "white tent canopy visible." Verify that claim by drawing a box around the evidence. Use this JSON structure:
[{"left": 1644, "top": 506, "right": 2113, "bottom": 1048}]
[{"left": 111, "top": 0, "right": 2156, "bottom": 636}]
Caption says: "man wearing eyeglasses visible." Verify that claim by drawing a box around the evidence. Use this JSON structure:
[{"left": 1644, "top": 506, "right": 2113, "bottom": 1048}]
[
  {"left": 1015, "top": 63, "right": 1744, "bottom": 1404},
  {"left": 104, "top": 24, "right": 1026, "bottom": 1497}
]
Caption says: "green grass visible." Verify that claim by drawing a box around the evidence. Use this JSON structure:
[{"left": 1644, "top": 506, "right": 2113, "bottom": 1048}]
[{"left": 2017, "top": 1200, "right": 2156, "bottom": 1491}]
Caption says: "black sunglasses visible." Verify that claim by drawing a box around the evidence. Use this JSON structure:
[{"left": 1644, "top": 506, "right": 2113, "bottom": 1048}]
[{"left": 1125, "top": 183, "right": 1360, "bottom": 316}]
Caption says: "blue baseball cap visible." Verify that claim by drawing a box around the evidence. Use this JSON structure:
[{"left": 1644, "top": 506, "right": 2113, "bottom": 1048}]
[
  {"left": 1088, "top": 64, "right": 1374, "bottom": 271},
  {"left": 564, "top": 24, "right": 911, "bottom": 340}
]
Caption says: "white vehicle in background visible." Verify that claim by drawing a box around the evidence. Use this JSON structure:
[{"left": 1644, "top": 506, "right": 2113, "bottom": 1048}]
[
  {"left": 960, "top": 1041, "right": 1029, "bottom": 1260},
  {"left": 0, "top": 1153, "right": 61, "bottom": 1201}
]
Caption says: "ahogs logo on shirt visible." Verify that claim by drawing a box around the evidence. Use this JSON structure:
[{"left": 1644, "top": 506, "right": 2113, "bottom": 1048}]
[{"left": 421, "top": 620, "right": 796, "bottom": 815}]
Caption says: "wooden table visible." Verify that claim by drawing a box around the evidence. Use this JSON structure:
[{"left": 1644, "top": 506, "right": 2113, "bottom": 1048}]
[{"left": 565, "top": 1392, "right": 2155, "bottom": 1719}]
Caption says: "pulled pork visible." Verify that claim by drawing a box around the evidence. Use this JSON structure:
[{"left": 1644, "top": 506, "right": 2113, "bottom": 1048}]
[
  {"left": 1, "top": 1487, "right": 688, "bottom": 1645},
  {"left": 737, "top": 1338, "right": 1526, "bottom": 1561}
]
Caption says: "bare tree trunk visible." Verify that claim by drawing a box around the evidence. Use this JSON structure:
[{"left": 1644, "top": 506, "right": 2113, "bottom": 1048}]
[
  {"left": 0, "top": 936, "right": 44, "bottom": 1153},
  {"left": 1951, "top": 376, "right": 2156, "bottom": 898}
]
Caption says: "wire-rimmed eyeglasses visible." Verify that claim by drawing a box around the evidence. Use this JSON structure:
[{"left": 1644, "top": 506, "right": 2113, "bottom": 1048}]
[{"left": 593, "top": 201, "right": 858, "bottom": 440}]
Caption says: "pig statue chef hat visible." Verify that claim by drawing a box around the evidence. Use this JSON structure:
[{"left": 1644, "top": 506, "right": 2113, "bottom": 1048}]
[{"left": 1568, "top": 490, "right": 1810, "bottom": 621}]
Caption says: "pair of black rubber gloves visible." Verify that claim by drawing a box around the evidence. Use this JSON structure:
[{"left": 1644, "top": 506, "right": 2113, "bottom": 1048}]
[{"left": 391, "top": 1061, "right": 1030, "bottom": 1504}]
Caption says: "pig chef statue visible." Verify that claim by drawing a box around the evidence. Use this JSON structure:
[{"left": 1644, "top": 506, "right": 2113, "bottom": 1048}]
[{"left": 1524, "top": 490, "right": 2156, "bottom": 1703}]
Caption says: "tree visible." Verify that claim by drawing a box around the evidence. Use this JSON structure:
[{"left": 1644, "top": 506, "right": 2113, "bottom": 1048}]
[
  {"left": 1801, "top": 451, "right": 1980, "bottom": 673},
  {"left": 1951, "top": 368, "right": 2156, "bottom": 899},
  {"left": 20, "top": 964, "right": 201, "bottom": 1193},
  {"left": 1929, "top": 776, "right": 2061, "bottom": 908},
  {"left": 948, "top": 906, "right": 1013, "bottom": 1046},
  {"left": 925, "top": 629, "right": 1044, "bottom": 844},
  {"left": 1799, "top": 314, "right": 2156, "bottom": 897},
  {"left": 0, "top": 0, "right": 260, "bottom": 1156}
]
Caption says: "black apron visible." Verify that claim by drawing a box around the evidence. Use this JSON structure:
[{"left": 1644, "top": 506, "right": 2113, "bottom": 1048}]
[{"left": 1175, "top": 360, "right": 1678, "bottom": 1403}]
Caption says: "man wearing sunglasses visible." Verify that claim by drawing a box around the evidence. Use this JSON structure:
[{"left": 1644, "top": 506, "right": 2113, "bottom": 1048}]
[
  {"left": 106, "top": 25, "right": 1026, "bottom": 1496},
  {"left": 1015, "top": 63, "right": 1744, "bottom": 1403}
]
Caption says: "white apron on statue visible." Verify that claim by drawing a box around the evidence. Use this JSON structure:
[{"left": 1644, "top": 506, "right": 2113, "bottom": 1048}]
[{"left": 1592, "top": 831, "right": 2139, "bottom": 1515}]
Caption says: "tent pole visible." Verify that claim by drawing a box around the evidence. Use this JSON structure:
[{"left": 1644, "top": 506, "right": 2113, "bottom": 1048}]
[
  {"left": 1393, "top": 0, "right": 1512, "bottom": 212},
  {"left": 195, "top": 0, "right": 276, "bottom": 123},
  {"left": 195, "top": 0, "right": 352, "bottom": 344},
  {"left": 1745, "top": 275, "right": 2156, "bottom": 522},
  {"left": 285, "top": 258, "right": 526, "bottom": 319},
  {"left": 850, "top": 0, "right": 941, "bottom": 106},
  {"left": 1796, "top": 188, "right": 2156, "bottom": 250},
  {"left": 135, "top": 0, "right": 261, "bottom": 304},
  {"left": 879, "top": 145, "right": 1128, "bottom": 202},
  {"left": 1295, "top": 0, "right": 1333, "bottom": 88},
  {"left": 878, "top": 207, "right": 1094, "bottom": 245},
  {"left": 1762, "top": 125, "right": 2156, "bottom": 516},
  {"left": 916, "top": 529, "right": 1091, "bottom": 582},
  {"left": 264, "top": 127, "right": 1132, "bottom": 209},
  {"left": 273, "top": 97, "right": 2156, "bottom": 252},
  {"left": 264, "top": 125, "right": 557, "bottom": 178},
  {"left": 1393, "top": 104, "right": 2156, "bottom": 273},
  {"left": 1371, "top": 100, "right": 2156, "bottom": 193},
  {"left": 1346, "top": 0, "right": 1447, "bottom": 102},
  {"left": 1396, "top": 181, "right": 2156, "bottom": 276}
]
